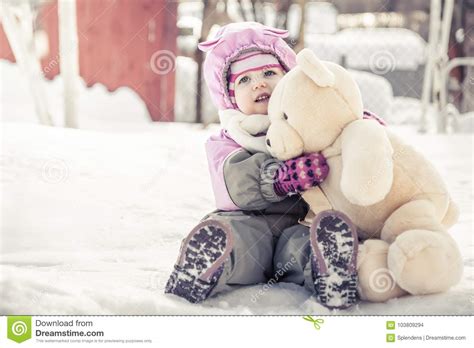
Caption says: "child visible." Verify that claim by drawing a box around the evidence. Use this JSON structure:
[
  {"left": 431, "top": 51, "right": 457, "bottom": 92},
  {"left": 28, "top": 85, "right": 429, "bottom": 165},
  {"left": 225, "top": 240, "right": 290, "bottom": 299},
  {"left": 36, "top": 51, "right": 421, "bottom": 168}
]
[{"left": 165, "top": 22, "right": 360, "bottom": 309}]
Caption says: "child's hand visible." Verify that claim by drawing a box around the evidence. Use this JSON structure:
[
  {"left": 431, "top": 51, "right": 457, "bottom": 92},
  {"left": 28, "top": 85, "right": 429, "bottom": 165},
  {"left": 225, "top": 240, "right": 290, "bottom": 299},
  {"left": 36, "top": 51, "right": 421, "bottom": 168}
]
[{"left": 273, "top": 153, "right": 329, "bottom": 196}]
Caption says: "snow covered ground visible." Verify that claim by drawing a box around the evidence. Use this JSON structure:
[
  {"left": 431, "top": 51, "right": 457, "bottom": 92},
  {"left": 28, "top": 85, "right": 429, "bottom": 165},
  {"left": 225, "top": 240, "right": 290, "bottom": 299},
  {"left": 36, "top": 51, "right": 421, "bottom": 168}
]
[{"left": 0, "top": 60, "right": 473, "bottom": 315}]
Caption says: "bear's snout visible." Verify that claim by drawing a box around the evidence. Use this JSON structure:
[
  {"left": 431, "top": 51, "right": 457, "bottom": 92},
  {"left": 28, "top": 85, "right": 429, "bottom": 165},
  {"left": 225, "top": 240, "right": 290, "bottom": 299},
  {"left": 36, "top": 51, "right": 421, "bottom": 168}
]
[{"left": 266, "top": 120, "right": 304, "bottom": 160}]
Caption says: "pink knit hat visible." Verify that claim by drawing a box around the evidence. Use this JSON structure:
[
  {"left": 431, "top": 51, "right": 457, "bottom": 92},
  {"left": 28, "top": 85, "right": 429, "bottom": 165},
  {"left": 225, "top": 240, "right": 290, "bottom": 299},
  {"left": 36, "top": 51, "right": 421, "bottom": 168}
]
[
  {"left": 227, "top": 51, "right": 283, "bottom": 109},
  {"left": 198, "top": 22, "right": 297, "bottom": 110}
]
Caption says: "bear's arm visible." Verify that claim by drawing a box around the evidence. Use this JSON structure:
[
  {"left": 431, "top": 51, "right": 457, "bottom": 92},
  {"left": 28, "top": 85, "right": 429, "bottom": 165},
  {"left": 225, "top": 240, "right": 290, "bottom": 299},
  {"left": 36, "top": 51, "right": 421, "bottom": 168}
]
[{"left": 340, "top": 119, "right": 394, "bottom": 206}]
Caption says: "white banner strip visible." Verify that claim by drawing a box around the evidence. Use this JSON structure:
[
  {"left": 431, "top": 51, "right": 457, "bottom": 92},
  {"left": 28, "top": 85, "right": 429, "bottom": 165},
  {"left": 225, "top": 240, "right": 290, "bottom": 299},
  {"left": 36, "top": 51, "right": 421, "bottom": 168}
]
[{"left": 1, "top": 316, "right": 473, "bottom": 347}]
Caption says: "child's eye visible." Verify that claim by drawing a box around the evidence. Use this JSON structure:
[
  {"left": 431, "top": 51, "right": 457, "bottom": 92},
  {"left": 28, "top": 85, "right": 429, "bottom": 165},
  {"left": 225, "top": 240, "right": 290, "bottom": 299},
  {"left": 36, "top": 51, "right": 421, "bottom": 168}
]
[
  {"left": 264, "top": 70, "right": 276, "bottom": 77},
  {"left": 238, "top": 76, "right": 250, "bottom": 84}
]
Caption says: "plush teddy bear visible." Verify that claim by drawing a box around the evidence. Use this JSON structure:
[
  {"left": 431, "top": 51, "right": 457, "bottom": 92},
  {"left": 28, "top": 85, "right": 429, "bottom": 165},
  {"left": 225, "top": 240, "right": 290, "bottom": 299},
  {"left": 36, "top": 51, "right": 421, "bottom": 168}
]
[{"left": 265, "top": 48, "right": 463, "bottom": 302}]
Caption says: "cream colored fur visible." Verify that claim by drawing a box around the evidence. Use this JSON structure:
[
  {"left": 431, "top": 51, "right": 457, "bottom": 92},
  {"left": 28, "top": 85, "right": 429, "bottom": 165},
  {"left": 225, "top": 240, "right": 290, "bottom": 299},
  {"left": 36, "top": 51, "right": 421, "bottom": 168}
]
[
  {"left": 340, "top": 119, "right": 394, "bottom": 206},
  {"left": 266, "top": 49, "right": 463, "bottom": 302}
]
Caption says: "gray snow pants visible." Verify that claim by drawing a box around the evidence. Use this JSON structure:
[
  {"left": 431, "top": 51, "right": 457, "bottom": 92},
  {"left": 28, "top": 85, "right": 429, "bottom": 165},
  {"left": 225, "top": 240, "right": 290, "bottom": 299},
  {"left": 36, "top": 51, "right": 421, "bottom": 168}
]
[{"left": 200, "top": 197, "right": 316, "bottom": 298}]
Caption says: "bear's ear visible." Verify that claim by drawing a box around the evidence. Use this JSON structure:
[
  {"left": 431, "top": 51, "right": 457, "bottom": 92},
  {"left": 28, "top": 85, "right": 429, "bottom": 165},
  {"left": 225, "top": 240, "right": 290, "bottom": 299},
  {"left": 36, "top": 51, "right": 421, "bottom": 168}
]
[{"left": 296, "top": 49, "right": 335, "bottom": 87}]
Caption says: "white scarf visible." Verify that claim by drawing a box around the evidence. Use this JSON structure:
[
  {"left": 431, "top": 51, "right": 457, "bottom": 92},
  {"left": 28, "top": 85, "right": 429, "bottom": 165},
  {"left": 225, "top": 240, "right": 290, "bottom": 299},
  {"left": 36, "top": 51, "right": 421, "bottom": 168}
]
[{"left": 218, "top": 109, "right": 271, "bottom": 155}]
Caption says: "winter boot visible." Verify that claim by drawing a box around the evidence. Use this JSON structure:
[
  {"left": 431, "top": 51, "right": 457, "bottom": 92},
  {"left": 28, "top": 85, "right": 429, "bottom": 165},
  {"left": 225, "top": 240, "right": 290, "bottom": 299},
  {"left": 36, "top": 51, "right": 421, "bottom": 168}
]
[
  {"left": 310, "top": 210, "right": 359, "bottom": 309},
  {"left": 165, "top": 220, "right": 233, "bottom": 303}
]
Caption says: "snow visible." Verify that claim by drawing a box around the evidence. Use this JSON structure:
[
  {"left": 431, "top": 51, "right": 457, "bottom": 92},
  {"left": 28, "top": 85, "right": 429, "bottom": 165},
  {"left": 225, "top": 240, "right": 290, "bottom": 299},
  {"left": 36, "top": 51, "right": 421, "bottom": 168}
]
[
  {"left": 1, "top": 60, "right": 473, "bottom": 315},
  {"left": 0, "top": 60, "right": 151, "bottom": 131}
]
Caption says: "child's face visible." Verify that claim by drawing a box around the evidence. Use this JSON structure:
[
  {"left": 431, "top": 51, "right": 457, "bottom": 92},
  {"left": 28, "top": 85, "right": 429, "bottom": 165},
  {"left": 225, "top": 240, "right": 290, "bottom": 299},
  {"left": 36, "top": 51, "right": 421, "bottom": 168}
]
[{"left": 234, "top": 67, "right": 284, "bottom": 115}]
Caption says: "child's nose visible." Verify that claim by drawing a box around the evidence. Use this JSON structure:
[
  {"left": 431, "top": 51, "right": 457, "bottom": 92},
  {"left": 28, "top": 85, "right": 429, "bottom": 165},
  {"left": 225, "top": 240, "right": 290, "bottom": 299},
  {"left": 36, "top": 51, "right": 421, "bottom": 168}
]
[{"left": 253, "top": 80, "right": 267, "bottom": 90}]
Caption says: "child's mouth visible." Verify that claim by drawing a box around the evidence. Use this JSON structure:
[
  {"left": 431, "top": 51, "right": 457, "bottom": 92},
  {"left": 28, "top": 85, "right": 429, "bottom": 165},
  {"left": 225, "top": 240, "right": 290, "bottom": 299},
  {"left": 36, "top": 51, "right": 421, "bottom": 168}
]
[{"left": 255, "top": 93, "right": 270, "bottom": 103}]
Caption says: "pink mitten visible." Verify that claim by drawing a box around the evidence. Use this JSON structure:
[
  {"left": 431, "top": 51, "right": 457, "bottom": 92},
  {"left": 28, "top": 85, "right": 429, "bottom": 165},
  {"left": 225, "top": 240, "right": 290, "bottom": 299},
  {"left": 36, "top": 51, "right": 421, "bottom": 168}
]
[{"left": 273, "top": 153, "right": 329, "bottom": 196}]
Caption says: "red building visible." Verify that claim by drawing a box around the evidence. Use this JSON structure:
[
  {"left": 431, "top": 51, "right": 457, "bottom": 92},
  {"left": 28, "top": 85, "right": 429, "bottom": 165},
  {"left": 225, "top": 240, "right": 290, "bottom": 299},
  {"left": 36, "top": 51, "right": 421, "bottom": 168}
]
[{"left": 0, "top": 0, "right": 178, "bottom": 122}]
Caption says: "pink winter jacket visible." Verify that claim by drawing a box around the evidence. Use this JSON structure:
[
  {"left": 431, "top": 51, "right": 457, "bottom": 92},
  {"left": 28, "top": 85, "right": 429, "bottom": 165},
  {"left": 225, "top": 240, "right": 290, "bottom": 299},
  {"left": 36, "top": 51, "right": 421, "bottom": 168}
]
[
  {"left": 205, "top": 110, "right": 386, "bottom": 211},
  {"left": 205, "top": 129, "right": 242, "bottom": 211}
]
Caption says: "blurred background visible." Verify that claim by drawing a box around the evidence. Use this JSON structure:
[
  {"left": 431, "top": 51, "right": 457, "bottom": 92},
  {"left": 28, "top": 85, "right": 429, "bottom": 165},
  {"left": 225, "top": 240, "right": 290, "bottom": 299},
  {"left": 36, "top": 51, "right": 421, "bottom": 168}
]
[{"left": 0, "top": 0, "right": 473, "bottom": 132}]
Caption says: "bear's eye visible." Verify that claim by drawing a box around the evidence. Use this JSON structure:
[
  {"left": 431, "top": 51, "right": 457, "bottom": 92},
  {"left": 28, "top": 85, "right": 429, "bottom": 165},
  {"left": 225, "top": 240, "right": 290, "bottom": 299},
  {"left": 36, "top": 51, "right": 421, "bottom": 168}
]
[{"left": 283, "top": 113, "right": 288, "bottom": 120}]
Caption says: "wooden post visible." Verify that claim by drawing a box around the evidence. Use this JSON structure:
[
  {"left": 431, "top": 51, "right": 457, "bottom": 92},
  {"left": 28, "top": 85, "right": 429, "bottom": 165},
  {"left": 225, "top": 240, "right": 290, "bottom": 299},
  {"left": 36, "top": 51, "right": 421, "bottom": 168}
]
[
  {"left": 0, "top": 3, "right": 53, "bottom": 126},
  {"left": 293, "top": 0, "right": 306, "bottom": 53},
  {"left": 58, "top": 0, "right": 80, "bottom": 128}
]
